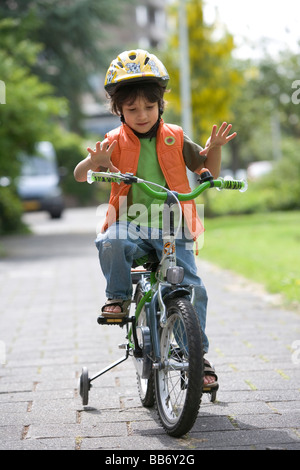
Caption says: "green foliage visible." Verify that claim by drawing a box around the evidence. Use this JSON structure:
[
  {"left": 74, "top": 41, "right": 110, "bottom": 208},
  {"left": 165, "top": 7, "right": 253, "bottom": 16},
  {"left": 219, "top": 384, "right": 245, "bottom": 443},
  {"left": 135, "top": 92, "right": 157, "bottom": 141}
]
[
  {"left": 0, "top": 17, "right": 67, "bottom": 233},
  {"left": 227, "top": 50, "right": 300, "bottom": 171},
  {"left": 0, "top": 18, "right": 68, "bottom": 180},
  {"left": 0, "top": 187, "right": 25, "bottom": 235},
  {"left": 52, "top": 129, "right": 104, "bottom": 205},
  {"left": 203, "top": 137, "right": 300, "bottom": 216},
  {"left": 264, "top": 138, "right": 300, "bottom": 210},
  {"left": 162, "top": 3, "right": 300, "bottom": 174},
  {"left": 162, "top": 0, "right": 243, "bottom": 143},
  {"left": 0, "top": 0, "right": 131, "bottom": 132}
]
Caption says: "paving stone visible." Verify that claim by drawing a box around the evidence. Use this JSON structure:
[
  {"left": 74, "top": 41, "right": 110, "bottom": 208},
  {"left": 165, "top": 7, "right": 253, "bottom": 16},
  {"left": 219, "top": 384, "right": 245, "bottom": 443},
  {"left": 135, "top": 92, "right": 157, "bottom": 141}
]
[{"left": 0, "top": 208, "right": 299, "bottom": 450}]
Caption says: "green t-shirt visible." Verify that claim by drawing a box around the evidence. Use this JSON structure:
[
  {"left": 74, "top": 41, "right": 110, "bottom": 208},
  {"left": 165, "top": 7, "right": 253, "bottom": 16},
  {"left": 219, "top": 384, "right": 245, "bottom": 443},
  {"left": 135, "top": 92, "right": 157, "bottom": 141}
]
[
  {"left": 119, "top": 134, "right": 205, "bottom": 229},
  {"left": 124, "top": 138, "right": 167, "bottom": 228}
]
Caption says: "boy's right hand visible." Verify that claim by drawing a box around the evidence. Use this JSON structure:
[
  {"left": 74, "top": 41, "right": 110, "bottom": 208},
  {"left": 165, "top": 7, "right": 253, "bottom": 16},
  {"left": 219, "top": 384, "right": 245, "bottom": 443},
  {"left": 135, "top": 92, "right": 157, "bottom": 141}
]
[{"left": 87, "top": 139, "right": 119, "bottom": 172}]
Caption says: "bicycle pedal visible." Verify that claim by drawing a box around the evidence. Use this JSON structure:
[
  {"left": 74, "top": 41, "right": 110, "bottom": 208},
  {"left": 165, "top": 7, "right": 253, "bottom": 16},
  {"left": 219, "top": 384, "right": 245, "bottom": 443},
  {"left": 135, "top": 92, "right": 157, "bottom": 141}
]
[
  {"left": 118, "top": 343, "right": 127, "bottom": 349},
  {"left": 97, "top": 315, "right": 135, "bottom": 326},
  {"left": 97, "top": 315, "right": 126, "bottom": 325}
]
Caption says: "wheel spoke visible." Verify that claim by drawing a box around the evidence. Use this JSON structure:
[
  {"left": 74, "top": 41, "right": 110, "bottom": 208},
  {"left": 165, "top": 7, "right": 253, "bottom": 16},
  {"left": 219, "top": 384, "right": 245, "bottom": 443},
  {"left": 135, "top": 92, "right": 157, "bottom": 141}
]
[{"left": 158, "top": 313, "right": 189, "bottom": 420}]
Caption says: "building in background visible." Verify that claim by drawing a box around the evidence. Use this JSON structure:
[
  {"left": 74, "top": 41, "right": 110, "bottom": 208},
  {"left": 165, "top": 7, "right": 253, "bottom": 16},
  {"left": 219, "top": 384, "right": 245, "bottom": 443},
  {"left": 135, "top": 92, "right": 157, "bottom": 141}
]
[{"left": 82, "top": 0, "right": 168, "bottom": 136}]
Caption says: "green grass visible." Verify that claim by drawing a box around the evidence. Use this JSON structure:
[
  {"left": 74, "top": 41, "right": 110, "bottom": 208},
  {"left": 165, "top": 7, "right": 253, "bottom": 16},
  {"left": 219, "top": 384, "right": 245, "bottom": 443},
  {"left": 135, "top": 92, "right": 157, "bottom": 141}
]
[{"left": 198, "top": 211, "right": 300, "bottom": 307}]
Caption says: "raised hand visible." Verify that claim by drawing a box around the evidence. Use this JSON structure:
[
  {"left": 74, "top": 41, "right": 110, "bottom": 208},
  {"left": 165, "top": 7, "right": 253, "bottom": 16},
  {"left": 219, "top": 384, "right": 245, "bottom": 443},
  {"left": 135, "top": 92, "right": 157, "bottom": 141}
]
[
  {"left": 87, "top": 139, "right": 119, "bottom": 172},
  {"left": 199, "top": 122, "right": 237, "bottom": 156}
]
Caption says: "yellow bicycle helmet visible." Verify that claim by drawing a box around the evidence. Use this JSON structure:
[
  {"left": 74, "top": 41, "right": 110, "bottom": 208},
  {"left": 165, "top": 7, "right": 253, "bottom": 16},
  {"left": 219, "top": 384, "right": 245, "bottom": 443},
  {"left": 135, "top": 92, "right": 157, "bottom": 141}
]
[{"left": 104, "top": 49, "right": 169, "bottom": 95}]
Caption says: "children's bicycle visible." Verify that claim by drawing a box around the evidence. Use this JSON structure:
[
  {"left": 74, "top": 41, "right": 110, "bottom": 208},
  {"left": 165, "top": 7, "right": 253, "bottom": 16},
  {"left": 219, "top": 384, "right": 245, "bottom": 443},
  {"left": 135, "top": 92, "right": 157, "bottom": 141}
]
[{"left": 78, "top": 168, "right": 247, "bottom": 437}]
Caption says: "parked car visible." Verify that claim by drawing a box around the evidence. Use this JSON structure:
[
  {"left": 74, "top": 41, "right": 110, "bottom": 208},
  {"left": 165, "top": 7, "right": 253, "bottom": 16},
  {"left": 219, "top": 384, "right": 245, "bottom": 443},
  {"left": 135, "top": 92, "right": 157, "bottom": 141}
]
[
  {"left": 16, "top": 141, "right": 65, "bottom": 219},
  {"left": 247, "top": 161, "right": 274, "bottom": 181}
]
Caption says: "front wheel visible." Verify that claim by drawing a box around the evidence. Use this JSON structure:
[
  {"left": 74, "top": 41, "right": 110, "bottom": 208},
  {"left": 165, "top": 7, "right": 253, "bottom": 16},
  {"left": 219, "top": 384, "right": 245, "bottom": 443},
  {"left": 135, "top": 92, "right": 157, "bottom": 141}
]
[{"left": 154, "top": 297, "right": 204, "bottom": 437}]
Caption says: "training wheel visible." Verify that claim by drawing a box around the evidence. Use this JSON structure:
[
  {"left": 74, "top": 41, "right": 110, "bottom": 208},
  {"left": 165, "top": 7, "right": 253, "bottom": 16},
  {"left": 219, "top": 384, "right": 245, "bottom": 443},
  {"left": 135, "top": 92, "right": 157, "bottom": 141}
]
[{"left": 79, "top": 366, "right": 90, "bottom": 406}]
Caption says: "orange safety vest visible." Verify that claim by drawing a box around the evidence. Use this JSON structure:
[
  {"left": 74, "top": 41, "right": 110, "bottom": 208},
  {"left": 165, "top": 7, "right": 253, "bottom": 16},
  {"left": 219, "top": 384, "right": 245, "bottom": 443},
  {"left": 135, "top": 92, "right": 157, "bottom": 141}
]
[{"left": 101, "top": 120, "right": 204, "bottom": 239}]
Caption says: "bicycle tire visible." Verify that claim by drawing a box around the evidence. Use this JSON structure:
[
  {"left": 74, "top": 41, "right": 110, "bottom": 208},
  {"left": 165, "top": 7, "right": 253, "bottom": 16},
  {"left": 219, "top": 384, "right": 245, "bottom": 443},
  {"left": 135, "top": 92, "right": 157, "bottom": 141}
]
[
  {"left": 154, "top": 297, "right": 203, "bottom": 437},
  {"left": 135, "top": 284, "right": 155, "bottom": 408},
  {"left": 79, "top": 367, "right": 90, "bottom": 406}
]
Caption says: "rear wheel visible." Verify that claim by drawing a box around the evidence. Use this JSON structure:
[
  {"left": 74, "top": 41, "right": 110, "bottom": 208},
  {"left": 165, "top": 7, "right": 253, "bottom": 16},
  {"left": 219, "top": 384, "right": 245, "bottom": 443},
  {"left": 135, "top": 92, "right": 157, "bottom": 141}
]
[{"left": 154, "top": 297, "right": 203, "bottom": 437}]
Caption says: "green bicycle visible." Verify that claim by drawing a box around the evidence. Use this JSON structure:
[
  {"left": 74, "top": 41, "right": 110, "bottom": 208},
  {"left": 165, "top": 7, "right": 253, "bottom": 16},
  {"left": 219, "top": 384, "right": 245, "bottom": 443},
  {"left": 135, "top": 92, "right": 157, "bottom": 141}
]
[{"left": 78, "top": 168, "right": 247, "bottom": 437}]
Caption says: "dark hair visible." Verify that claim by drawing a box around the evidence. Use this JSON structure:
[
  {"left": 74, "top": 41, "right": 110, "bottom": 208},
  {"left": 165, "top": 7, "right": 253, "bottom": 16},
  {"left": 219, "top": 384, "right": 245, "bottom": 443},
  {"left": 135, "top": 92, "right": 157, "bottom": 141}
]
[{"left": 108, "top": 81, "right": 167, "bottom": 117}]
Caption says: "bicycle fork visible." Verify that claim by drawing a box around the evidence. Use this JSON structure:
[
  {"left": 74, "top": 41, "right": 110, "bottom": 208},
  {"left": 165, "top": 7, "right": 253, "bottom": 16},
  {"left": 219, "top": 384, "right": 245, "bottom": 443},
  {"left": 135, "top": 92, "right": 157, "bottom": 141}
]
[{"left": 144, "top": 283, "right": 195, "bottom": 371}]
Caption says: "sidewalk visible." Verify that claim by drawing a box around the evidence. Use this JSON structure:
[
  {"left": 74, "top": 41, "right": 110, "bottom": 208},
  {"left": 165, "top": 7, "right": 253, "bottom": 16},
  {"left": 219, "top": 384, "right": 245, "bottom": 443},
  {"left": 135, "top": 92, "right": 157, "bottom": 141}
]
[{"left": 0, "top": 208, "right": 299, "bottom": 450}]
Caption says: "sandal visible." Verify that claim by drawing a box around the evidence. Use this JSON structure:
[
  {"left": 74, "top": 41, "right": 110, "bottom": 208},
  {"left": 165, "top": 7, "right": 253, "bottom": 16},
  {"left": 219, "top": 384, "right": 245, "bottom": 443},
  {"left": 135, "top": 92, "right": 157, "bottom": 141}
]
[
  {"left": 203, "top": 358, "right": 219, "bottom": 392},
  {"left": 101, "top": 298, "right": 131, "bottom": 319}
]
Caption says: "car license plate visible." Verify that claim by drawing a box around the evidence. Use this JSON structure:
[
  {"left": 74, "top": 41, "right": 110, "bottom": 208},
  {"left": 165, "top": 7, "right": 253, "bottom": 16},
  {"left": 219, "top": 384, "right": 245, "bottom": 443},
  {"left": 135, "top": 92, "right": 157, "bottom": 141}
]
[{"left": 23, "top": 200, "right": 40, "bottom": 211}]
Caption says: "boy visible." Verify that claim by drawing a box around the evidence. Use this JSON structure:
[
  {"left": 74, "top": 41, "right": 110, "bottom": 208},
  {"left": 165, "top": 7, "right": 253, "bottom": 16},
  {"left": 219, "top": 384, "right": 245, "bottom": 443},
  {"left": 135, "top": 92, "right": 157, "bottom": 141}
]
[{"left": 74, "top": 49, "right": 236, "bottom": 388}]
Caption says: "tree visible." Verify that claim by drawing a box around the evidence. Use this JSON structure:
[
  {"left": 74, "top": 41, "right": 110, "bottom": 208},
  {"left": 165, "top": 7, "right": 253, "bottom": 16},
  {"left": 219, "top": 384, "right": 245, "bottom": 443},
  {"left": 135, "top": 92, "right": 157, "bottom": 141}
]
[
  {"left": 0, "top": 17, "right": 67, "bottom": 234},
  {"left": 228, "top": 50, "right": 300, "bottom": 172},
  {"left": 162, "top": 0, "right": 243, "bottom": 144},
  {"left": 0, "top": 0, "right": 131, "bottom": 133},
  {"left": 0, "top": 17, "right": 67, "bottom": 180}
]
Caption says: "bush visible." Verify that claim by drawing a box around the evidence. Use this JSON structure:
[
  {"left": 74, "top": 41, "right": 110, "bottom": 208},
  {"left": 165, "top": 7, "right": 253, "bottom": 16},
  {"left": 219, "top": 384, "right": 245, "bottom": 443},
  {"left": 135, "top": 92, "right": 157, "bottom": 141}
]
[
  {"left": 0, "top": 186, "right": 25, "bottom": 235},
  {"left": 264, "top": 139, "right": 300, "bottom": 211},
  {"left": 203, "top": 137, "right": 300, "bottom": 216},
  {"left": 53, "top": 130, "right": 109, "bottom": 206}
]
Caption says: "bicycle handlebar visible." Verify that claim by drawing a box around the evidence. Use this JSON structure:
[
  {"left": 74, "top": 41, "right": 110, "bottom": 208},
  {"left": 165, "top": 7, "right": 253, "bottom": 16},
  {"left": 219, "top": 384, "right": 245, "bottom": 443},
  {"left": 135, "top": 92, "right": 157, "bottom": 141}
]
[{"left": 87, "top": 169, "right": 248, "bottom": 200}]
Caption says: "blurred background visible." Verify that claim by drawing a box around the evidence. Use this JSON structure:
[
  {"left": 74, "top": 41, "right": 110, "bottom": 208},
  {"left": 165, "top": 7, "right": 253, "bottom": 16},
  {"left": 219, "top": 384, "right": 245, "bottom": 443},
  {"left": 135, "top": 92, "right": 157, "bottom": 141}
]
[{"left": 0, "top": 0, "right": 300, "bottom": 231}]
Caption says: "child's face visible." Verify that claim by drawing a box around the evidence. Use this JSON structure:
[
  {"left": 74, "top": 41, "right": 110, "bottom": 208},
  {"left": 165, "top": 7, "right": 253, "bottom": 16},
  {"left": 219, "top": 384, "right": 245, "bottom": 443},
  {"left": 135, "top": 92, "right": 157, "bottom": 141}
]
[{"left": 122, "top": 96, "right": 159, "bottom": 134}]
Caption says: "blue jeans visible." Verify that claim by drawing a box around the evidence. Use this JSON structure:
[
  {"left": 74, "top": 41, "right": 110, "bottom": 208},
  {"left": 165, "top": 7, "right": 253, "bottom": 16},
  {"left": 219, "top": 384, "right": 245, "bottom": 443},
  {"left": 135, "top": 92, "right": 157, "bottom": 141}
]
[{"left": 95, "top": 222, "right": 209, "bottom": 352}]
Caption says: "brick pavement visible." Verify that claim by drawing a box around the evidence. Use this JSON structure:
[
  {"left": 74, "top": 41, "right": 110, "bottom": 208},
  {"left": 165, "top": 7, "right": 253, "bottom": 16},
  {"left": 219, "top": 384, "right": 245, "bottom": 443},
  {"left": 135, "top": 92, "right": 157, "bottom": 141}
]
[{"left": 0, "top": 208, "right": 299, "bottom": 450}]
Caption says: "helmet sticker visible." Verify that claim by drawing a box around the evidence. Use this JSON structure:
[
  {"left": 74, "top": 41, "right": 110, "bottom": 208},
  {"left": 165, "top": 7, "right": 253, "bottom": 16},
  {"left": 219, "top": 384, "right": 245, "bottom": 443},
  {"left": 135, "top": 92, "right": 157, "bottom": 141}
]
[
  {"left": 148, "top": 59, "right": 160, "bottom": 77},
  {"left": 126, "top": 63, "right": 141, "bottom": 74},
  {"left": 106, "top": 67, "right": 116, "bottom": 84}
]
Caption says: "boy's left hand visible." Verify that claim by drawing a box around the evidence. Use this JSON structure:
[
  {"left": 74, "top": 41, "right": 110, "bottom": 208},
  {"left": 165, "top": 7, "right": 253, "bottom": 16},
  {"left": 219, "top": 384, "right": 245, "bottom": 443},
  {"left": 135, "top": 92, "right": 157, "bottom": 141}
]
[{"left": 199, "top": 122, "right": 237, "bottom": 156}]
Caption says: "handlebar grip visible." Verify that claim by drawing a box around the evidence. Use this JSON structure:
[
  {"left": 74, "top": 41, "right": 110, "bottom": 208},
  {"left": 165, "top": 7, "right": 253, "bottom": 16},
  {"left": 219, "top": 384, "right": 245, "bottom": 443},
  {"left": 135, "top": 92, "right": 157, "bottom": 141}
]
[
  {"left": 217, "top": 177, "right": 248, "bottom": 193},
  {"left": 87, "top": 170, "right": 122, "bottom": 184},
  {"left": 87, "top": 170, "right": 140, "bottom": 185},
  {"left": 223, "top": 180, "right": 244, "bottom": 190}
]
